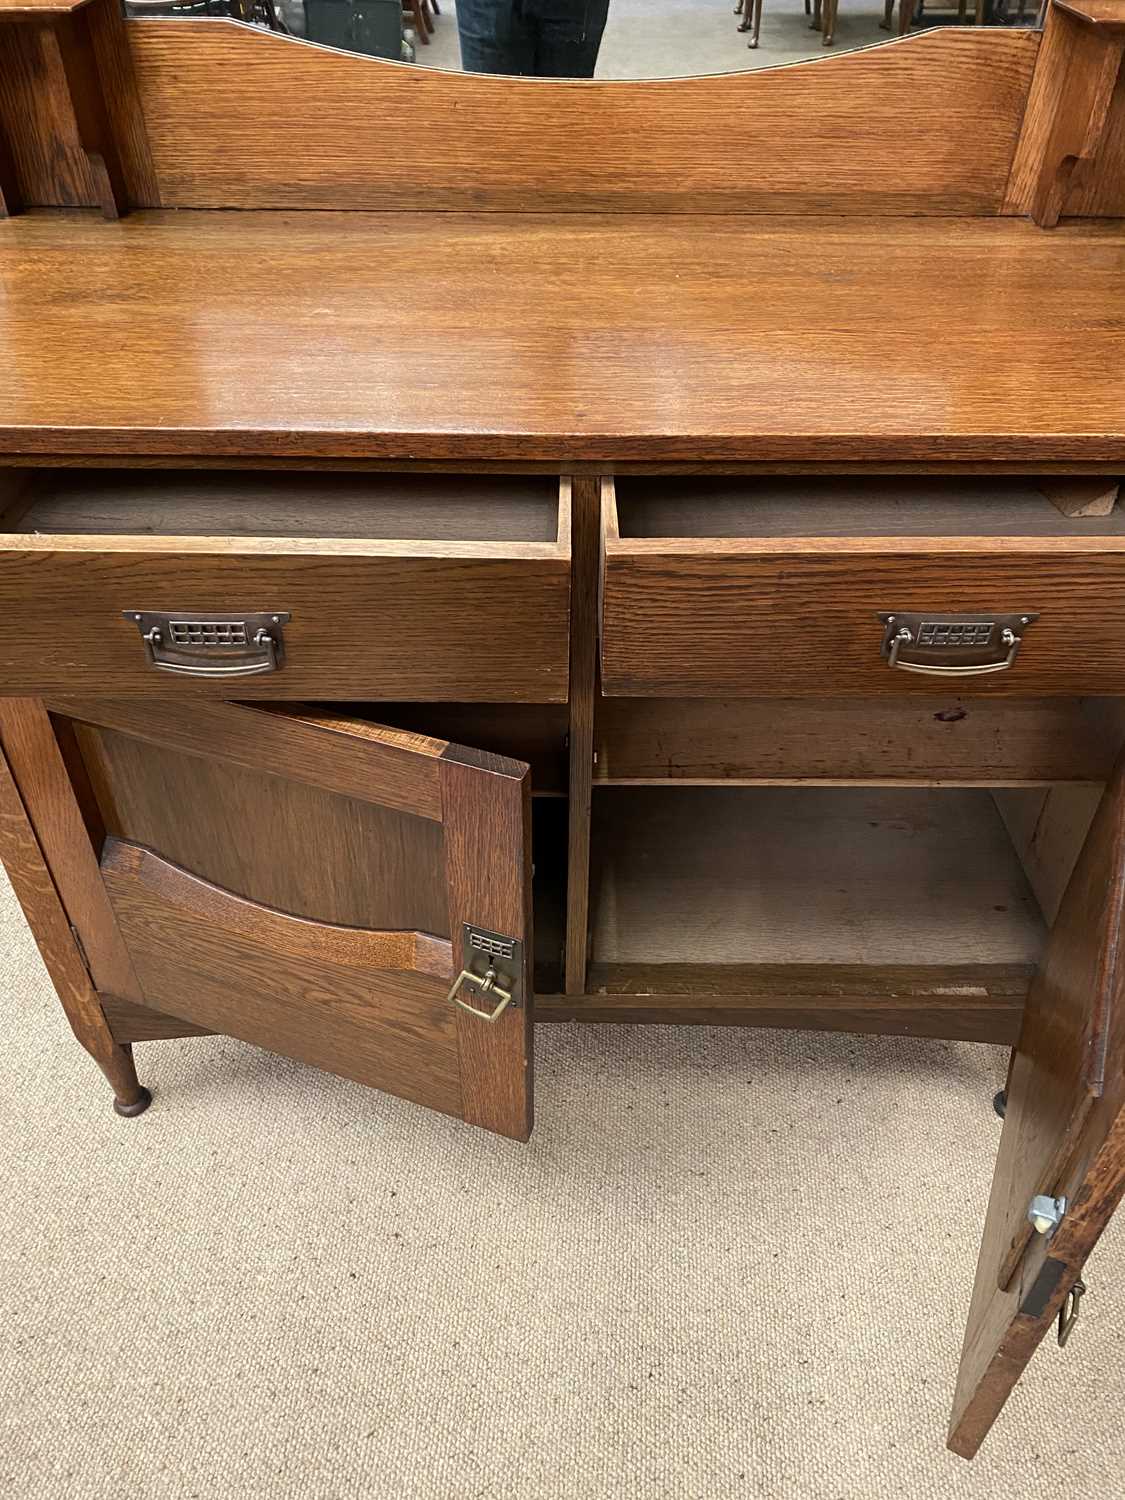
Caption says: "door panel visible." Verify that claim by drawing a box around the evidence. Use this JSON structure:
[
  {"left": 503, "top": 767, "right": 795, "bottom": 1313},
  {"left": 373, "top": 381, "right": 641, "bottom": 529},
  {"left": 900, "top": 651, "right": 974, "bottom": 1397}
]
[
  {"left": 73, "top": 722, "right": 450, "bottom": 934},
  {"left": 54, "top": 698, "right": 534, "bottom": 1140},
  {"left": 102, "top": 840, "right": 462, "bottom": 1119},
  {"left": 948, "top": 756, "right": 1125, "bottom": 1456}
]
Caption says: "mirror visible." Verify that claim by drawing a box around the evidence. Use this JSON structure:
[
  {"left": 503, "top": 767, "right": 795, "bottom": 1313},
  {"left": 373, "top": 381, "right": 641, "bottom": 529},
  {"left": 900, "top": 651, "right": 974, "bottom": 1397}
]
[{"left": 124, "top": 0, "right": 1042, "bottom": 78}]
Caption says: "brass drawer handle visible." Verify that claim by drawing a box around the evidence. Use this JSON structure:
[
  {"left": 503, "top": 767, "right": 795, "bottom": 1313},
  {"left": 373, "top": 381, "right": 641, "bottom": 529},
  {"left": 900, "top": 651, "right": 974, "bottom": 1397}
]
[
  {"left": 125, "top": 611, "right": 290, "bottom": 677},
  {"left": 878, "top": 612, "right": 1037, "bottom": 677}
]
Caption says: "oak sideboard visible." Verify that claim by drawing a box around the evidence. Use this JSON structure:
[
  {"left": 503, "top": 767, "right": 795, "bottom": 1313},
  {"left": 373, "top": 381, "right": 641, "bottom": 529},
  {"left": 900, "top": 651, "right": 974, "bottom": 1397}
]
[{"left": 2, "top": 0, "right": 1125, "bottom": 1457}]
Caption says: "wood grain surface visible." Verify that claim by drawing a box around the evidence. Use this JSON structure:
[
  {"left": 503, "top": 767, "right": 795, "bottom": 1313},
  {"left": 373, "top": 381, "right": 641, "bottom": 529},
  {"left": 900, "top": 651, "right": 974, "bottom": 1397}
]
[
  {"left": 948, "top": 758, "right": 1125, "bottom": 1456},
  {"left": 601, "top": 540, "right": 1125, "bottom": 697},
  {"left": 0, "top": 542, "right": 570, "bottom": 700},
  {"left": 73, "top": 719, "right": 452, "bottom": 933},
  {"left": 100, "top": 992, "right": 214, "bottom": 1042},
  {"left": 540, "top": 965, "right": 1029, "bottom": 1043},
  {"left": 593, "top": 697, "right": 1125, "bottom": 785},
  {"left": 0, "top": 0, "right": 95, "bottom": 15},
  {"left": 0, "top": 28, "right": 99, "bottom": 208},
  {"left": 1004, "top": 1, "right": 1125, "bottom": 217},
  {"left": 589, "top": 787, "right": 1046, "bottom": 966},
  {"left": 105, "top": 837, "right": 452, "bottom": 978},
  {"left": 440, "top": 743, "right": 534, "bottom": 1141},
  {"left": 564, "top": 478, "right": 598, "bottom": 994},
  {"left": 0, "top": 713, "right": 146, "bottom": 1104},
  {"left": 101, "top": 838, "right": 466, "bottom": 1118},
  {"left": 53, "top": 699, "right": 448, "bottom": 820},
  {"left": 124, "top": 22, "right": 1035, "bottom": 215},
  {"left": 2, "top": 211, "right": 1124, "bottom": 464}
]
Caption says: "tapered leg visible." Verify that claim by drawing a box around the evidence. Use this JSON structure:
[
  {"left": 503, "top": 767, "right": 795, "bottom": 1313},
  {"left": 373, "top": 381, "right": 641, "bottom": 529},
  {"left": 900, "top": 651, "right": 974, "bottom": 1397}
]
[
  {"left": 0, "top": 700, "right": 153, "bottom": 1118},
  {"left": 880, "top": 0, "right": 894, "bottom": 26},
  {"left": 0, "top": 745, "right": 151, "bottom": 1116}
]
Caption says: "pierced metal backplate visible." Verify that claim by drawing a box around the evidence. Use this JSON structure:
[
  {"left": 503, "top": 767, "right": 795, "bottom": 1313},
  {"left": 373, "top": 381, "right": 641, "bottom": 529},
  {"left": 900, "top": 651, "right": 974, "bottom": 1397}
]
[
  {"left": 124, "top": 610, "right": 291, "bottom": 678},
  {"left": 463, "top": 925, "right": 524, "bottom": 1007},
  {"left": 877, "top": 611, "right": 1038, "bottom": 677},
  {"left": 444, "top": 924, "right": 525, "bottom": 1023}
]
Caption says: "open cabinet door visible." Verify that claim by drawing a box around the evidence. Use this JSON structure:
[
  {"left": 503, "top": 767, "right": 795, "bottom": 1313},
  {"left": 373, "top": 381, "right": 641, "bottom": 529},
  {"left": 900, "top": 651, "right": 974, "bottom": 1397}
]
[
  {"left": 9, "top": 697, "right": 533, "bottom": 1141},
  {"left": 948, "top": 756, "right": 1125, "bottom": 1457}
]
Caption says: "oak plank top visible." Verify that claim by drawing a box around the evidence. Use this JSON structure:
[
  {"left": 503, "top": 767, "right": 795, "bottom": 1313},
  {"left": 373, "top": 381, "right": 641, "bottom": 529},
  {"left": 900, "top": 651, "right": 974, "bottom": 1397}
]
[
  {"left": 1, "top": 209, "right": 1124, "bottom": 464},
  {"left": 0, "top": 0, "right": 93, "bottom": 17}
]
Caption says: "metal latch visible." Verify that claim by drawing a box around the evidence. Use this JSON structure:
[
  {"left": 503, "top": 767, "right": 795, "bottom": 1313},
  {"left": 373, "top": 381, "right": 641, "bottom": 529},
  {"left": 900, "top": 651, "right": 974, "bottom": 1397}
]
[
  {"left": 1028, "top": 1194, "right": 1067, "bottom": 1236},
  {"left": 877, "top": 612, "right": 1037, "bottom": 677},
  {"left": 125, "top": 611, "right": 290, "bottom": 677},
  {"left": 445, "top": 924, "right": 524, "bottom": 1024},
  {"left": 1058, "top": 1279, "right": 1086, "bottom": 1347}
]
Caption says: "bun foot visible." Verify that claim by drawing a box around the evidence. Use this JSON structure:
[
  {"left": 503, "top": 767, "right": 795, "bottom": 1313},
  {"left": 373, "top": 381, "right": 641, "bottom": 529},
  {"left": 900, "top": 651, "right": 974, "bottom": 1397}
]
[
  {"left": 113, "top": 1087, "right": 153, "bottom": 1118},
  {"left": 993, "top": 1089, "right": 1007, "bottom": 1120}
]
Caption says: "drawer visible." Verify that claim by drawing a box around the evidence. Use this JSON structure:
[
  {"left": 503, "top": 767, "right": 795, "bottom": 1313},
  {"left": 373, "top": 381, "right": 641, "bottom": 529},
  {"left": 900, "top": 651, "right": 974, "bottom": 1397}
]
[
  {"left": 0, "top": 470, "right": 570, "bottom": 700},
  {"left": 600, "top": 475, "right": 1125, "bottom": 696}
]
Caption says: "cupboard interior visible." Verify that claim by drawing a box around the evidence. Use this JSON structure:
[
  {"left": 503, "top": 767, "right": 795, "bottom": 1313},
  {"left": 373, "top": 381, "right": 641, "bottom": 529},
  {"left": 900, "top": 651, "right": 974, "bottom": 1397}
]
[
  {"left": 587, "top": 783, "right": 1091, "bottom": 970},
  {"left": 0, "top": 469, "right": 563, "bottom": 542},
  {"left": 610, "top": 476, "right": 1125, "bottom": 539},
  {"left": 350, "top": 698, "right": 1118, "bottom": 1023}
]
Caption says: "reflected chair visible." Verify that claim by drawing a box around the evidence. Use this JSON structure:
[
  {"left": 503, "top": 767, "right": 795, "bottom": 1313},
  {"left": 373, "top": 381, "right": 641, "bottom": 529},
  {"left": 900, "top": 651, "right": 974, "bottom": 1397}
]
[
  {"left": 737, "top": 0, "right": 816, "bottom": 47},
  {"left": 403, "top": 0, "right": 439, "bottom": 43}
]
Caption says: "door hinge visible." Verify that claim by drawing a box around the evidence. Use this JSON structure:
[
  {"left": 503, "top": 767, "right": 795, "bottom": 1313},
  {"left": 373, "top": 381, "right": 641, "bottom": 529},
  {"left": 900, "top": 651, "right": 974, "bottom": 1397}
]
[
  {"left": 69, "top": 922, "right": 93, "bottom": 982},
  {"left": 1058, "top": 1279, "right": 1087, "bottom": 1347}
]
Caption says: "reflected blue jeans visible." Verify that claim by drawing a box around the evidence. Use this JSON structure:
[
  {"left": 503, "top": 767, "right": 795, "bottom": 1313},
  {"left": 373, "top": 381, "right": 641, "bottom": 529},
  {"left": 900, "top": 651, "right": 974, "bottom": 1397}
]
[{"left": 456, "top": 0, "right": 610, "bottom": 76}]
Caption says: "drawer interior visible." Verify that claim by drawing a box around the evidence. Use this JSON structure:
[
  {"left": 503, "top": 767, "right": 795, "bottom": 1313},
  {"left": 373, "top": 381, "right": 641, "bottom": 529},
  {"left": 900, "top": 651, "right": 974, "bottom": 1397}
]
[
  {"left": 1, "top": 469, "right": 563, "bottom": 542},
  {"left": 612, "top": 476, "right": 1125, "bottom": 539}
]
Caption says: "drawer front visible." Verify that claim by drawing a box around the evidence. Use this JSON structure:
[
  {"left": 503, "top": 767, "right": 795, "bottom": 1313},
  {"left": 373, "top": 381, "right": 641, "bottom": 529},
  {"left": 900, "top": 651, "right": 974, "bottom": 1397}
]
[
  {"left": 601, "top": 542, "right": 1125, "bottom": 697},
  {"left": 0, "top": 544, "right": 570, "bottom": 700}
]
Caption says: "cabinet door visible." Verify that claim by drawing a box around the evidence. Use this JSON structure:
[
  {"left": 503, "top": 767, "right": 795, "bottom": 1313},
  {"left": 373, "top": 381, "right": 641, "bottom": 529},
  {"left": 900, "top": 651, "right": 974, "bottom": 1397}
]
[
  {"left": 38, "top": 697, "right": 534, "bottom": 1141},
  {"left": 948, "top": 757, "right": 1125, "bottom": 1456}
]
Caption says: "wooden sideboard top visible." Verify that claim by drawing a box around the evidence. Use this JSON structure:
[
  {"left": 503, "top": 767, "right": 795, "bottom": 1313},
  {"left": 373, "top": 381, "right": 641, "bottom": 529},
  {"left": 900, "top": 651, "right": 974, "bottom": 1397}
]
[{"left": 1, "top": 209, "right": 1124, "bottom": 465}]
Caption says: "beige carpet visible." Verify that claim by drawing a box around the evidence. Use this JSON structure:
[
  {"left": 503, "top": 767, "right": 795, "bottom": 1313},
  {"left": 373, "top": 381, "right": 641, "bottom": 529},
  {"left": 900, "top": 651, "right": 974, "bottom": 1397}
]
[{"left": 2, "top": 866, "right": 1122, "bottom": 1499}]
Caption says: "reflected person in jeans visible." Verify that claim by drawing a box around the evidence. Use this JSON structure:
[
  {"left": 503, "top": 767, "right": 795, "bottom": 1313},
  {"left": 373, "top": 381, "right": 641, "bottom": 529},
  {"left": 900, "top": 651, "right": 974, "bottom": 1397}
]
[{"left": 456, "top": 0, "right": 610, "bottom": 76}]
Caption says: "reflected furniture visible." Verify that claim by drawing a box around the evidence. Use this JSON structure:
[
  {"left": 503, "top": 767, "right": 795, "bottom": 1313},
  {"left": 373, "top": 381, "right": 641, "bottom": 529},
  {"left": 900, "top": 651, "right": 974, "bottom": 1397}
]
[{"left": 2, "top": 0, "right": 1125, "bottom": 1462}]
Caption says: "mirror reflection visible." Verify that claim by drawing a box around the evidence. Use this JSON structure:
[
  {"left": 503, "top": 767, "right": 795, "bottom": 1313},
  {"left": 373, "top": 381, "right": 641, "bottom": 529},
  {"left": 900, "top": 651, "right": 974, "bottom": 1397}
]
[{"left": 125, "top": 0, "right": 1043, "bottom": 77}]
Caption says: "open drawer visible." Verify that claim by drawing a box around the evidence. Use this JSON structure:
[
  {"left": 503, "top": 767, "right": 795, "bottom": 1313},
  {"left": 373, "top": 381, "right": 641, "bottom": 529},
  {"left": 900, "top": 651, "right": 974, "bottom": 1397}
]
[
  {"left": 600, "top": 475, "right": 1125, "bottom": 696},
  {"left": 0, "top": 469, "right": 571, "bottom": 700}
]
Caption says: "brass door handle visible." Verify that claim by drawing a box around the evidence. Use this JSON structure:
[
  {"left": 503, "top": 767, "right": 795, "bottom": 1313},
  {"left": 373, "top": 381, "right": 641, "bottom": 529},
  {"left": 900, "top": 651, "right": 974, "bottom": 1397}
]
[{"left": 445, "top": 966, "right": 515, "bottom": 1023}]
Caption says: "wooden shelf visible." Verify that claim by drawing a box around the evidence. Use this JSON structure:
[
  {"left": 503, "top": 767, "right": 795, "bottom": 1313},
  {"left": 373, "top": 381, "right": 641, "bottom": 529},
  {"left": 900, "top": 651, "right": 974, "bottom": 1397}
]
[
  {"left": 544, "top": 786, "right": 1053, "bottom": 1041},
  {"left": 591, "top": 787, "right": 1045, "bottom": 966}
]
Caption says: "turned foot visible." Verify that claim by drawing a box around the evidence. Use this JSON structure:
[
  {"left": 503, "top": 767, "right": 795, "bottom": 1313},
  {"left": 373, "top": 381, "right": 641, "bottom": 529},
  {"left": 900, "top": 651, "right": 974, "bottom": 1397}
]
[
  {"left": 113, "top": 1086, "right": 153, "bottom": 1118},
  {"left": 993, "top": 1089, "right": 1007, "bottom": 1120}
]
